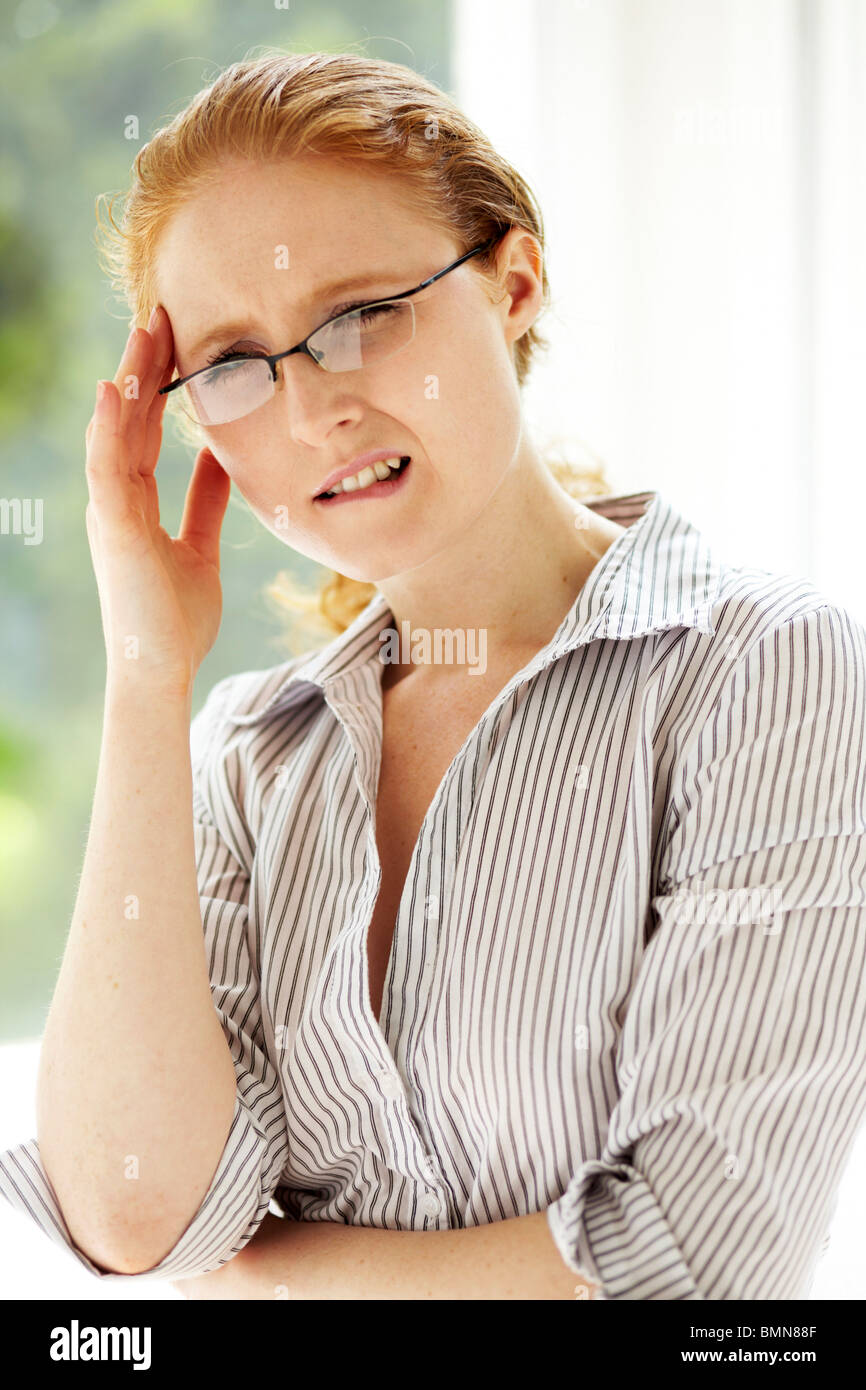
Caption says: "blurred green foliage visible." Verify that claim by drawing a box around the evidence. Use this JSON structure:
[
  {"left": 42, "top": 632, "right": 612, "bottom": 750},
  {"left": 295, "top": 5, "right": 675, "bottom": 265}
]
[{"left": 0, "top": 0, "right": 450, "bottom": 1040}]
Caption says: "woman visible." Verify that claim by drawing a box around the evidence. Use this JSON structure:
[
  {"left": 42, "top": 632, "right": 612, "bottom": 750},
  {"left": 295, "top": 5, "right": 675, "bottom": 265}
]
[{"left": 2, "top": 49, "right": 865, "bottom": 1301}]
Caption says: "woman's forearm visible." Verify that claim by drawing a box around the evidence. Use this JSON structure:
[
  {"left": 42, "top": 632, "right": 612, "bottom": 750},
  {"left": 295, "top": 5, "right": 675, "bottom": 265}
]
[
  {"left": 36, "top": 684, "right": 237, "bottom": 1274},
  {"left": 176, "top": 1210, "right": 599, "bottom": 1300}
]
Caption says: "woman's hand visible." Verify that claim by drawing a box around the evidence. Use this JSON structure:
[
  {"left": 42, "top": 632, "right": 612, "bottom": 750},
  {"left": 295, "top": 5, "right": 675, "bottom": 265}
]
[{"left": 84, "top": 305, "right": 232, "bottom": 701}]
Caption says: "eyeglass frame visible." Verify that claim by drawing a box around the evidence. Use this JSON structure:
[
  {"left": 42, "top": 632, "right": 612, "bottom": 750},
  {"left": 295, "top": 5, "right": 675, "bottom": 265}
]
[{"left": 157, "top": 232, "right": 504, "bottom": 410}]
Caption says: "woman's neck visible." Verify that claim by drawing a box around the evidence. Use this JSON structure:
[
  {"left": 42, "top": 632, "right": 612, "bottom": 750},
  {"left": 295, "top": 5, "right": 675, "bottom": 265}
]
[{"left": 374, "top": 451, "right": 626, "bottom": 688}]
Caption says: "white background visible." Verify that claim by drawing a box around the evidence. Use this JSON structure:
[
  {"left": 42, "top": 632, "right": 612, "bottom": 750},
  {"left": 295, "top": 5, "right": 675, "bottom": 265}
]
[{"left": 455, "top": 0, "right": 866, "bottom": 620}]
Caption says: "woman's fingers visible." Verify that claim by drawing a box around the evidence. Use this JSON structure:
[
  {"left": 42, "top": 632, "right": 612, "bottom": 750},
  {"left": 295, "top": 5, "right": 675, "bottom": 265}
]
[
  {"left": 85, "top": 380, "right": 124, "bottom": 480},
  {"left": 139, "top": 306, "right": 176, "bottom": 421},
  {"left": 138, "top": 307, "right": 179, "bottom": 477},
  {"left": 84, "top": 381, "right": 152, "bottom": 556},
  {"left": 109, "top": 309, "right": 174, "bottom": 472},
  {"left": 141, "top": 341, "right": 179, "bottom": 474},
  {"left": 177, "top": 447, "right": 231, "bottom": 569},
  {"left": 111, "top": 324, "right": 147, "bottom": 422}
]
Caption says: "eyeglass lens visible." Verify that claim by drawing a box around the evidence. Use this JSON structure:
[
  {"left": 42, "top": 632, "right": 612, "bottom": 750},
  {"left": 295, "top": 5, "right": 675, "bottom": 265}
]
[{"left": 180, "top": 299, "right": 415, "bottom": 427}]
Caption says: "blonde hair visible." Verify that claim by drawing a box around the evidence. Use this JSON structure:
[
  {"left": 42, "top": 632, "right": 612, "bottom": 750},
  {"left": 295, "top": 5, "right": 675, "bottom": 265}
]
[{"left": 95, "top": 46, "right": 612, "bottom": 646}]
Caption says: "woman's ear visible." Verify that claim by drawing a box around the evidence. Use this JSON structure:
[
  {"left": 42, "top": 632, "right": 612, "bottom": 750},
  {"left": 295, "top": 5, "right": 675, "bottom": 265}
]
[{"left": 495, "top": 228, "right": 545, "bottom": 347}]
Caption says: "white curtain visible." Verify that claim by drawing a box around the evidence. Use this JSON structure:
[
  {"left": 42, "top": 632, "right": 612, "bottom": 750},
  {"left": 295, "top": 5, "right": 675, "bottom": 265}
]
[{"left": 453, "top": 0, "right": 866, "bottom": 620}]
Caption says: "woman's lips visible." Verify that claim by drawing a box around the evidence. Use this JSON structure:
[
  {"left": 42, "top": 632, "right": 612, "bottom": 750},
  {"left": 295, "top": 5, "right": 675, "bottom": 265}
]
[{"left": 314, "top": 456, "right": 412, "bottom": 505}]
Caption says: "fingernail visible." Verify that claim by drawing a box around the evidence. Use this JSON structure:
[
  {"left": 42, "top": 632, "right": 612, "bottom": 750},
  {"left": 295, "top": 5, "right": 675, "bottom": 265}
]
[{"left": 147, "top": 306, "right": 159, "bottom": 331}]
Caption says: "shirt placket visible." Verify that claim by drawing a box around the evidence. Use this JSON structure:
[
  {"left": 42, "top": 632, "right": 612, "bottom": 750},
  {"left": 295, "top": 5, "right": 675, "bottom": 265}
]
[{"left": 316, "top": 680, "right": 452, "bottom": 1222}]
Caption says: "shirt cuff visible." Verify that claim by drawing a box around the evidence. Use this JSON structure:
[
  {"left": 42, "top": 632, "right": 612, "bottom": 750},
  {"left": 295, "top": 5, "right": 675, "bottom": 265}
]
[
  {"left": 546, "top": 1159, "right": 706, "bottom": 1301},
  {"left": 0, "top": 1090, "right": 271, "bottom": 1279}
]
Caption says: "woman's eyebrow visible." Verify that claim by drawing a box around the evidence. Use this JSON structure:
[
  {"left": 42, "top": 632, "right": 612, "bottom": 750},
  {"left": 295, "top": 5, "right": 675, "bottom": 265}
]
[{"left": 184, "top": 270, "right": 401, "bottom": 360}]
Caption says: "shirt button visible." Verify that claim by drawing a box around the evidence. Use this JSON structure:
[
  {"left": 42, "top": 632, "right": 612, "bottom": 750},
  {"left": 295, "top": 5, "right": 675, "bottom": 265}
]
[
  {"left": 379, "top": 1071, "right": 402, "bottom": 1099},
  {"left": 421, "top": 1191, "right": 442, "bottom": 1217}
]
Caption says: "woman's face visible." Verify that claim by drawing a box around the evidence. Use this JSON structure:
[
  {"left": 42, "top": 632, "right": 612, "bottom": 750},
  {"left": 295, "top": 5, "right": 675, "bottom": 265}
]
[{"left": 155, "top": 156, "right": 542, "bottom": 583}]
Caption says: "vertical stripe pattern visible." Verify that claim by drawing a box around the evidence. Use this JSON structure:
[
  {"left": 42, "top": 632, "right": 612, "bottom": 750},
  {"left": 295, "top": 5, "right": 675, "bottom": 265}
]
[{"left": 2, "top": 489, "right": 865, "bottom": 1298}]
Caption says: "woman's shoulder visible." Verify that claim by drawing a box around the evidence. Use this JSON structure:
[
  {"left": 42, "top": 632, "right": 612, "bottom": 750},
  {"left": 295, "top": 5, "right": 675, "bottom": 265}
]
[
  {"left": 707, "top": 560, "right": 865, "bottom": 652},
  {"left": 653, "top": 562, "right": 866, "bottom": 776}
]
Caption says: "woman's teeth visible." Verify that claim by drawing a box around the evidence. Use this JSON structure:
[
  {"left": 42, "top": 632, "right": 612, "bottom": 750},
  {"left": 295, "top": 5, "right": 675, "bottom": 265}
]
[{"left": 321, "top": 456, "right": 408, "bottom": 497}]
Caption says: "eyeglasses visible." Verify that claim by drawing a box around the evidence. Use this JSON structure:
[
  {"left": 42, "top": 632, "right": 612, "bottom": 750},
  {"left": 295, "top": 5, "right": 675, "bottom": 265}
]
[{"left": 157, "top": 234, "right": 502, "bottom": 427}]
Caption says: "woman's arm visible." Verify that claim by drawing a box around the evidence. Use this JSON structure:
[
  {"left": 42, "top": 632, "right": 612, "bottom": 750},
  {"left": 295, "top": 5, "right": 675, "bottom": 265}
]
[
  {"left": 35, "top": 310, "right": 246, "bottom": 1276},
  {"left": 546, "top": 603, "right": 866, "bottom": 1299},
  {"left": 36, "top": 686, "right": 238, "bottom": 1274},
  {"left": 173, "top": 1210, "right": 599, "bottom": 1300},
  {"left": 1, "top": 671, "right": 294, "bottom": 1282}
]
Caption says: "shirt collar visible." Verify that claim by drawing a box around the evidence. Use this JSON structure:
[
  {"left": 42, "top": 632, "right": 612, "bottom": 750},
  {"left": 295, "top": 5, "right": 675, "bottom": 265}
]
[{"left": 225, "top": 489, "right": 725, "bottom": 727}]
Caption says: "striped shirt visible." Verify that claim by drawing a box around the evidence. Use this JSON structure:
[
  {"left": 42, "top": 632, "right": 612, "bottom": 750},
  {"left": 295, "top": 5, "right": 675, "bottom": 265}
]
[{"left": 2, "top": 487, "right": 866, "bottom": 1299}]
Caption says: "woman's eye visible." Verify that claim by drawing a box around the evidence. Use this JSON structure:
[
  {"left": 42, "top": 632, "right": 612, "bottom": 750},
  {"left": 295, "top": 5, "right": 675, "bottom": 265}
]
[
  {"left": 357, "top": 304, "right": 399, "bottom": 323},
  {"left": 332, "top": 300, "right": 397, "bottom": 321},
  {"left": 206, "top": 346, "right": 266, "bottom": 367},
  {"left": 202, "top": 304, "right": 401, "bottom": 370}
]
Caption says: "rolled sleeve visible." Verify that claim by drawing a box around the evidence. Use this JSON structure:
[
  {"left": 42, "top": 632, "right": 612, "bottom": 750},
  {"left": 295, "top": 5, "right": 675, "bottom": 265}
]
[
  {"left": 0, "top": 1091, "right": 270, "bottom": 1279},
  {"left": 547, "top": 602, "right": 866, "bottom": 1299},
  {"left": 0, "top": 675, "right": 290, "bottom": 1279}
]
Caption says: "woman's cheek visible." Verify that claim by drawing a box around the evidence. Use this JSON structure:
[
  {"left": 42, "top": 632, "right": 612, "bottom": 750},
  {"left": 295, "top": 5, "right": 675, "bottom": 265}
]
[
  {"left": 213, "top": 457, "right": 276, "bottom": 518},
  {"left": 245, "top": 493, "right": 326, "bottom": 556}
]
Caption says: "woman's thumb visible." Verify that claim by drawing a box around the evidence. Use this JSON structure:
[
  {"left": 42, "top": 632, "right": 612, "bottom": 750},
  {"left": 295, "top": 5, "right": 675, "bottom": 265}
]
[{"left": 177, "top": 446, "right": 231, "bottom": 566}]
